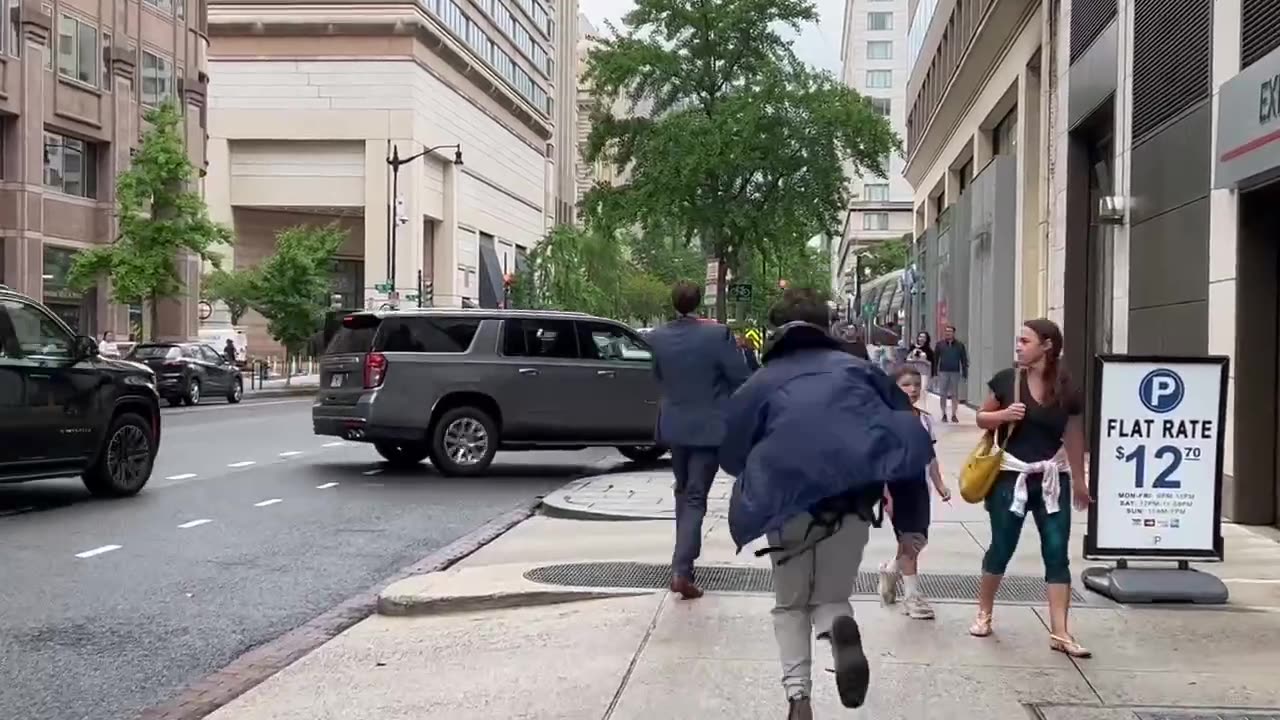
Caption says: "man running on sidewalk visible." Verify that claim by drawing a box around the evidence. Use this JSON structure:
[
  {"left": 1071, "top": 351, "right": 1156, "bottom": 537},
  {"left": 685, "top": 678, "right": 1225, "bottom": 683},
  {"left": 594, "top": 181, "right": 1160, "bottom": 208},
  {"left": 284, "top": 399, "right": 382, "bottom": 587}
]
[
  {"left": 646, "top": 281, "right": 751, "bottom": 599},
  {"left": 719, "top": 288, "right": 934, "bottom": 719}
]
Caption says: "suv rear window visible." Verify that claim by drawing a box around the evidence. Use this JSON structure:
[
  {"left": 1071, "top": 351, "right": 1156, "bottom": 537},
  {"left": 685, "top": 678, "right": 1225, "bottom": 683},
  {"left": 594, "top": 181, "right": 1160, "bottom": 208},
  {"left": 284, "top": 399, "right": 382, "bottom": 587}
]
[
  {"left": 375, "top": 317, "right": 481, "bottom": 353},
  {"left": 326, "top": 315, "right": 381, "bottom": 355},
  {"left": 130, "top": 345, "right": 181, "bottom": 360}
]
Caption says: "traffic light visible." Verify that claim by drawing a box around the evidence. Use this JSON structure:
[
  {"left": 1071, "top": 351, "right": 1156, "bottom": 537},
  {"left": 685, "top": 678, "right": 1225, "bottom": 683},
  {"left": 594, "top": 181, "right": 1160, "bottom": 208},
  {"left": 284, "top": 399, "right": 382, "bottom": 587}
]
[{"left": 423, "top": 279, "right": 434, "bottom": 306}]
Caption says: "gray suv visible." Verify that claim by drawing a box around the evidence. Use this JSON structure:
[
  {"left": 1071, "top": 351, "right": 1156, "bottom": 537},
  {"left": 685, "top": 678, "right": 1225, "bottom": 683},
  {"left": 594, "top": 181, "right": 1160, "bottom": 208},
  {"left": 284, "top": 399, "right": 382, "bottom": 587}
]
[{"left": 313, "top": 309, "right": 665, "bottom": 475}]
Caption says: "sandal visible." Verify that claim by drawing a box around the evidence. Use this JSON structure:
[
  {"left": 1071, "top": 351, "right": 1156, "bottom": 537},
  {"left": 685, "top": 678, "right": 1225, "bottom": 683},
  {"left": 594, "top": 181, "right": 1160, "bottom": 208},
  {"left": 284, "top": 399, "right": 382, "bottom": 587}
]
[
  {"left": 1049, "top": 633, "right": 1092, "bottom": 658},
  {"left": 968, "top": 611, "right": 993, "bottom": 637}
]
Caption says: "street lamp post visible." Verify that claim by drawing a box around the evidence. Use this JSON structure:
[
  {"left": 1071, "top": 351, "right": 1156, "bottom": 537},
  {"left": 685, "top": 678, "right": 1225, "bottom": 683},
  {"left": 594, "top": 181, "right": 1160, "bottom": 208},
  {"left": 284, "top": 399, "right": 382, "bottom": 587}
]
[{"left": 386, "top": 143, "right": 464, "bottom": 299}]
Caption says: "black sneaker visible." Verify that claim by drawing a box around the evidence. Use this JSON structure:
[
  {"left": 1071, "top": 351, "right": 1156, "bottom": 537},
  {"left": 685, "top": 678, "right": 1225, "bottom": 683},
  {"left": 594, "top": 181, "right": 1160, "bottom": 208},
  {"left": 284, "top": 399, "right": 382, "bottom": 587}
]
[
  {"left": 951, "top": 415, "right": 959, "bottom": 423},
  {"left": 787, "top": 696, "right": 813, "bottom": 720},
  {"left": 830, "top": 615, "right": 870, "bottom": 708}
]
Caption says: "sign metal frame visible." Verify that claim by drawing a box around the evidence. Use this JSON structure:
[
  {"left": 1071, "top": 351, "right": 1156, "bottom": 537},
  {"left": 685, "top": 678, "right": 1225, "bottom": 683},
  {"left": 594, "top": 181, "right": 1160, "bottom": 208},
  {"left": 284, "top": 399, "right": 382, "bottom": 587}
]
[{"left": 1083, "top": 354, "right": 1229, "bottom": 563}]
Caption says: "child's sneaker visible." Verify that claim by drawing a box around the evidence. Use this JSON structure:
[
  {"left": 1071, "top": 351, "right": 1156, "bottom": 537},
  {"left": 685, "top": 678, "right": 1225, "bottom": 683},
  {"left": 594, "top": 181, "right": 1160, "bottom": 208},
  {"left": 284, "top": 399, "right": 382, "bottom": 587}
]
[
  {"left": 902, "top": 594, "right": 936, "bottom": 619},
  {"left": 877, "top": 562, "right": 899, "bottom": 605}
]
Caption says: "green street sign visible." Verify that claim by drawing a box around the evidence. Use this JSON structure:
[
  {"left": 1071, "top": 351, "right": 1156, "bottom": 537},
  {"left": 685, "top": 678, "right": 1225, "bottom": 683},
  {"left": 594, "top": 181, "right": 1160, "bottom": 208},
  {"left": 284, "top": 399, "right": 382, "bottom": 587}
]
[
  {"left": 727, "top": 283, "right": 753, "bottom": 301},
  {"left": 405, "top": 293, "right": 419, "bottom": 301},
  {"left": 375, "top": 282, "right": 393, "bottom": 292}
]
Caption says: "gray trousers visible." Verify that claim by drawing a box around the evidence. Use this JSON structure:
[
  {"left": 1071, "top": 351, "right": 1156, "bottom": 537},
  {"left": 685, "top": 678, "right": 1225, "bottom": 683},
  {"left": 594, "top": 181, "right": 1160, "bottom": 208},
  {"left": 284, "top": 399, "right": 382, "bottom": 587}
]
[
  {"left": 768, "top": 512, "right": 870, "bottom": 699},
  {"left": 670, "top": 446, "right": 719, "bottom": 580}
]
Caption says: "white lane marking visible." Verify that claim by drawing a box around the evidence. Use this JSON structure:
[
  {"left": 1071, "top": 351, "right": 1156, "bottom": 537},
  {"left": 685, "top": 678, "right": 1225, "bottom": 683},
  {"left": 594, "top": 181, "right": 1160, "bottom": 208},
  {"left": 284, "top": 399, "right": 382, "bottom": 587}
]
[
  {"left": 75, "top": 544, "right": 122, "bottom": 559},
  {"left": 316, "top": 482, "right": 339, "bottom": 489},
  {"left": 228, "top": 461, "right": 256, "bottom": 468},
  {"left": 362, "top": 468, "right": 383, "bottom": 476},
  {"left": 166, "top": 473, "right": 198, "bottom": 481},
  {"left": 178, "top": 519, "right": 213, "bottom": 529},
  {"left": 254, "top": 498, "right": 283, "bottom": 507},
  {"left": 279, "top": 451, "right": 303, "bottom": 458},
  {"left": 322, "top": 441, "right": 346, "bottom": 447}
]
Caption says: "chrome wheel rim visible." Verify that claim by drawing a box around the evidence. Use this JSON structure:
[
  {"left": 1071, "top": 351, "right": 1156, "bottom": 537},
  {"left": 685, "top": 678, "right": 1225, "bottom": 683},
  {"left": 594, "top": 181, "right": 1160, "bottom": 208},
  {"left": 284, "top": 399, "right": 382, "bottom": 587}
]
[
  {"left": 443, "top": 417, "right": 488, "bottom": 466},
  {"left": 232, "top": 380, "right": 242, "bottom": 401},
  {"left": 189, "top": 381, "right": 200, "bottom": 404},
  {"left": 107, "top": 425, "right": 150, "bottom": 488}
]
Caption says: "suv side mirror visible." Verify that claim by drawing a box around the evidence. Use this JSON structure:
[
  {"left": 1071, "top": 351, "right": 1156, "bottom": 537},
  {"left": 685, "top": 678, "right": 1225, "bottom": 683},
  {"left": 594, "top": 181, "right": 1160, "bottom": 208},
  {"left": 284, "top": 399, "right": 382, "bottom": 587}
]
[{"left": 73, "top": 335, "right": 99, "bottom": 361}]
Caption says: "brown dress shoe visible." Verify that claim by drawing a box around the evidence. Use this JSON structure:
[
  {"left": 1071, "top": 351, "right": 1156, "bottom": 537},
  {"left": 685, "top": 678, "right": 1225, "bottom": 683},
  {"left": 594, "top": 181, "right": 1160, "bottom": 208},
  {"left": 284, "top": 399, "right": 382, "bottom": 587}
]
[{"left": 669, "top": 576, "right": 704, "bottom": 599}]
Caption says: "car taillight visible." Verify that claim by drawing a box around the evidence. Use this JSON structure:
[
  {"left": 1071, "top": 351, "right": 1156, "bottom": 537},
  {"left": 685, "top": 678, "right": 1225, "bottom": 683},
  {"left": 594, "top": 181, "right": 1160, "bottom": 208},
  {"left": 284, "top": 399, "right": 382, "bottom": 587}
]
[{"left": 364, "top": 352, "right": 387, "bottom": 388}]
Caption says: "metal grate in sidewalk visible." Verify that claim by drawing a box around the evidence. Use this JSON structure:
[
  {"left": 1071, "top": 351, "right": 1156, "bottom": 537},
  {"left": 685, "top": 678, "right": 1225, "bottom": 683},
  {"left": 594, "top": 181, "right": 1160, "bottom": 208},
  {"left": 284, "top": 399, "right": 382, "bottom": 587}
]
[
  {"left": 523, "top": 562, "right": 1089, "bottom": 604},
  {"left": 1134, "top": 713, "right": 1280, "bottom": 720}
]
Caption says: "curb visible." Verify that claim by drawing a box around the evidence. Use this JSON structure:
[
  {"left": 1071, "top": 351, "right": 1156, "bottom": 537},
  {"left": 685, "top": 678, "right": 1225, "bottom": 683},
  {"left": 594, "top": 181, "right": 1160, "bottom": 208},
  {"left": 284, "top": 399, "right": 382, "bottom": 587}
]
[
  {"left": 136, "top": 500, "right": 539, "bottom": 720},
  {"left": 377, "top": 588, "right": 652, "bottom": 616},
  {"left": 242, "top": 387, "right": 318, "bottom": 399},
  {"left": 541, "top": 502, "right": 675, "bottom": 522}
]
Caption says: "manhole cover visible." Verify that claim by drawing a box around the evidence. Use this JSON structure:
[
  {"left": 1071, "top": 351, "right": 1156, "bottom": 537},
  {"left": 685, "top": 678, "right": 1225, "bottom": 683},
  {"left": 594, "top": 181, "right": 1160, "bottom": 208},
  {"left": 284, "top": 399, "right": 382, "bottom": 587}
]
[
  {"left": 1136, "top": 707, "right": 1280, "bottom": 712},
  {"left": 524, "top": 562, "right": 1088, "bottom": 603}
]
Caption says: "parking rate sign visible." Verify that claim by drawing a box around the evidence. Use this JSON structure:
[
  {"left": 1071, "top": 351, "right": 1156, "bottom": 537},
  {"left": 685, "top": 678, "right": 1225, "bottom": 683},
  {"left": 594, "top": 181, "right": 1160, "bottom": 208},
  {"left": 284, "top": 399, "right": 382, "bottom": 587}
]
[{"left": 1089, "top": 357, "right": 1228, "bottom": 559}]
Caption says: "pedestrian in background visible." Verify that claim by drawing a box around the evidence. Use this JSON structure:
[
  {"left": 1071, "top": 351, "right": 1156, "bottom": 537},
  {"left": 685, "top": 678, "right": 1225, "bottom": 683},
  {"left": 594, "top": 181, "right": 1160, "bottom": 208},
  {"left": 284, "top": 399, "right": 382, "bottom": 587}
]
[
  {"left": 99, "top": 331, "right": 119, "bottom": 359},
  {"left": 646, "top": 281, "right": 751, "bottom": 599},
  {"left": 971, "top": 318, "right": 1091, "bottom": 657},
  {"left": 905, "top": 331, "right": 935, "bottom": 408},
  {"left": 719, "top": 288, "right": 935, "bottom": 720},
  {"left": 838, "top": 324, "right": 870, "bottom": 361},
  {"left": 878, "top": 366, "right": 951, "bottom": 620},
  {"left": 935, "top": 325, "right": 969, "bottom": 422}
]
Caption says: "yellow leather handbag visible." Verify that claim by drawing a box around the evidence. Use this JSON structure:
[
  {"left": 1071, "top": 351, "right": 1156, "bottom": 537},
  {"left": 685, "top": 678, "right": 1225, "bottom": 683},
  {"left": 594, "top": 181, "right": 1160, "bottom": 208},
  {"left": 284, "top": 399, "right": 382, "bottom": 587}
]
[{"left": 959, "top": 369, "right": 1021, "bottom": 503}]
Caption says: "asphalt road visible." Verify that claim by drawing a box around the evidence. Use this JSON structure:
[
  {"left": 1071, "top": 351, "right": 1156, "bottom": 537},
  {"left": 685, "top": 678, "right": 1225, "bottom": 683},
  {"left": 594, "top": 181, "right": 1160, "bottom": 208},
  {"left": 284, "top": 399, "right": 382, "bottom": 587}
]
[{"left": 0, "top": 397, "right": 623, "bottom": 720}]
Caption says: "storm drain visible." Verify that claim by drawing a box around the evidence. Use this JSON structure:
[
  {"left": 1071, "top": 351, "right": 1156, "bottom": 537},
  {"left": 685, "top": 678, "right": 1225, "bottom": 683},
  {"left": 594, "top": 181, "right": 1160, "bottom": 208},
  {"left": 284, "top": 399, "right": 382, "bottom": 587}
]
[{"left": 523, "top": 562, "right": 1088, "bottom": 604}]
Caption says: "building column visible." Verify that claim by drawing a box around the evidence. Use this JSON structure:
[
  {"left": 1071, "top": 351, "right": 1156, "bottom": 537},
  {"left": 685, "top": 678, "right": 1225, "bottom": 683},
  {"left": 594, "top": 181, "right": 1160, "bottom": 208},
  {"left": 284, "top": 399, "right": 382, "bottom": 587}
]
[
  {"left": 102, "top": 40, "right": 139, "bottom": 336},
  {"left": 203, "top": 137, "right": 236, "bottom": 327},
  {"left": 363, "top": 139, "right": 389, "bottom": 309},
  {"left": 1016, "top": 65, "right": 1042, "bottom": 322},
  {"left": 8, "top": 2, "right": 52, "bottom": 297},
  {"left": 434, "top": 160, "right": 460, "bottom": 307}
]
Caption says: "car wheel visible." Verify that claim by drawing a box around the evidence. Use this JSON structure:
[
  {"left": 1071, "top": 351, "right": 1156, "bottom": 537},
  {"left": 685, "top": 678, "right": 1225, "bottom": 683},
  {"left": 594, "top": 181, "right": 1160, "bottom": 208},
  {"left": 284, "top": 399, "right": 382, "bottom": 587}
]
[
  {"left": 184, "top": 378, "right": 201, "bottom": 406},
  {"left": 374, "top": 441, "right": 430, "bottom": 468},
  {"left": 617, "top": 445, "right": 667, "bottom": 465},
  {"left": 227, "top": 378, "right": 243, "bottom": 404},
  {"left": 83, "top": 413, "right": 155, "bottom": 498},
  {"left": 429, "top": 407, "right": 498, "bottom": 477}
]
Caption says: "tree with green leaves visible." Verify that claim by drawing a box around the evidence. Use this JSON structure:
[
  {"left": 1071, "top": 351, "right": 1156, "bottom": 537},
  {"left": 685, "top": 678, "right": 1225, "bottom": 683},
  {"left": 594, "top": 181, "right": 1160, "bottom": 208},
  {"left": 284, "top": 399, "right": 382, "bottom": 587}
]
[
  {"left": 69, "top": 101, "right": 232, "bottom": 340},
  {"left": 250, "top": 224, "right": 345, "bottom": 385},
  {"left": 859, "top": 235, "right": 910, "bottom": 279},
  {"left": 203, "top": 267, "right": 256, "bottom": 326},
  {"left": 582, "top": 0, "right": 899, "bottom": 321}
]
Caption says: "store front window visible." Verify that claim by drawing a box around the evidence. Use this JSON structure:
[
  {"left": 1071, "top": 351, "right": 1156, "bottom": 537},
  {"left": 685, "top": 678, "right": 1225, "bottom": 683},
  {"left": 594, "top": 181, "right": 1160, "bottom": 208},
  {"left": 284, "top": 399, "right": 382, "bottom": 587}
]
[{"left": 42, "top": 245, "right": 96, "bottom": 335}]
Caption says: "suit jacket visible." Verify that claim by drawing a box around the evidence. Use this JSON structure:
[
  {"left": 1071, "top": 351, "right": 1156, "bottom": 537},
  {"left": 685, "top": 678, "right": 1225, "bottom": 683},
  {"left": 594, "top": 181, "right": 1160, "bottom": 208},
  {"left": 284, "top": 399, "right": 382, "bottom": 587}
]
[{"left": 647, "top": 317, "right": 751, "bottom": 448}]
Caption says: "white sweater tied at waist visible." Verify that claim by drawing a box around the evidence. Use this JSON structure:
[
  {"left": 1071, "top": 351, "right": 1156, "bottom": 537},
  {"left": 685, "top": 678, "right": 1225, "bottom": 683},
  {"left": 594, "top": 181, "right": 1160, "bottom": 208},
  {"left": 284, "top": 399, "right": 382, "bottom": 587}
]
[{"left": 998, "top": 453, "right": 1069, "bottom": 517}]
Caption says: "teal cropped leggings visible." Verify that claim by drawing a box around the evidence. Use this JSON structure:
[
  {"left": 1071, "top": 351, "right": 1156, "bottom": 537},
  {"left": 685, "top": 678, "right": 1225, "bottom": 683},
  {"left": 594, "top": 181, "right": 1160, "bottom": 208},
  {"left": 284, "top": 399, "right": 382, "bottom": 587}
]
[{"left": 982, "top": 473, "right": 1072, "bottom": 584}]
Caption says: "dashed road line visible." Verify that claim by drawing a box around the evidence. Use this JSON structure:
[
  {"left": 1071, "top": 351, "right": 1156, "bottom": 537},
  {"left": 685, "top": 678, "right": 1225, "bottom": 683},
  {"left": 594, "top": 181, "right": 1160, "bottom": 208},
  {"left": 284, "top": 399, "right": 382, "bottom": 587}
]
[
  {"left": 362, "top": 468, "right": 383, "bottom": 476},
  {"left": 316, "top": 482, "right": 339, "bottom": 489},
  {"left": 253, "top": 498, "right": 283, "bottom": 507},
  {"left": 279, "top": 451, "right": 302, "bottom": 458},
  {"left": 178, "top": 519, "right": 213, "bottom": 529},
  {"left": 166, "top": 473, "right": 198, "bottom": 481},
  {"left": 322, "top": 441, "right": 346, "bottom": 447},
  {"left": 227, "top": 461, "right": 256, "bottom": 468},
  {"left": 75, "top": 544, "right": 122, "bottom": 559}
]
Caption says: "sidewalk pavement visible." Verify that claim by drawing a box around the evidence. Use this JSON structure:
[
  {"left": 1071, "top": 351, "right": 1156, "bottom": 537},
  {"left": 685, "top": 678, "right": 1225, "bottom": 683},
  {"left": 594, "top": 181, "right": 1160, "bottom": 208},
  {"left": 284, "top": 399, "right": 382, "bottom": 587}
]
[
  {"left": 207, "top": 394, "right": 1280, "bottom": 720},
  {"left": 242, "top": 373, "right": 319, "bottom": 398}
]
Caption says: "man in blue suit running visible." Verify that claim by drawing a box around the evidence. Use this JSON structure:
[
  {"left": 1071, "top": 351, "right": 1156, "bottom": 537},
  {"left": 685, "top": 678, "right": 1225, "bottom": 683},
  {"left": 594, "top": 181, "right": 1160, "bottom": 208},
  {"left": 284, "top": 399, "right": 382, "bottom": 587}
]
[{"left": 646, "top": 281, "right": 751, "bottom": 599}]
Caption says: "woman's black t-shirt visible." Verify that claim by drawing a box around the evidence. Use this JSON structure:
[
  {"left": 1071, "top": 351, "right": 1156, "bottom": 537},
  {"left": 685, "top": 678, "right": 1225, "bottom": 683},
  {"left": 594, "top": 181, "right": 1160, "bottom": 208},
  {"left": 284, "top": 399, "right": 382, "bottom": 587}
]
[{"left": 988, "top": 367, "right": 1082, "bottom": 464}]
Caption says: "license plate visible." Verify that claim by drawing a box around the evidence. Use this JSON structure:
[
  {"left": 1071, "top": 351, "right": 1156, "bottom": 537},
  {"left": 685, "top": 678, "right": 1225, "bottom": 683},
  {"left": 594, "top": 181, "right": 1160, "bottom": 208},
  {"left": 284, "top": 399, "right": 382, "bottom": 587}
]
[{"left": 330, "top": 373, "right": 346, "bottom": 388}]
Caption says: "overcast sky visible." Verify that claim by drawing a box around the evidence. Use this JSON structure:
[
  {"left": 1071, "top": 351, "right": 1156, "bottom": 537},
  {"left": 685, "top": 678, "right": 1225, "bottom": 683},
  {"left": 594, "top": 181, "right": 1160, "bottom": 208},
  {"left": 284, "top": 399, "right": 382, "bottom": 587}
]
[{"left": 578, "top": 0, "right": 844, "bottom": 75}]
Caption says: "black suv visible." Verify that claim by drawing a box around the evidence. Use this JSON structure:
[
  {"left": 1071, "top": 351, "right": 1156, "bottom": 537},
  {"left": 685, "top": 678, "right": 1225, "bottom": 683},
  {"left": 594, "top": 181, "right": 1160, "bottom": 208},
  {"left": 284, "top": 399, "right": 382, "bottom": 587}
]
[
  {"left": 0, "top": 286, "right": 162, "bottom": 496},
  {"left": 127, "top": 342, "right": 243, "bottom": 406}
]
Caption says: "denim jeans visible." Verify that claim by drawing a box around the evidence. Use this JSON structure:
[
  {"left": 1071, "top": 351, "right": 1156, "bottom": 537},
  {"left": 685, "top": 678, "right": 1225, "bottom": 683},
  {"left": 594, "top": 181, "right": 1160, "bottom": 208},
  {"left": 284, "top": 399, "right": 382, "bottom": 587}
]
[
  {"left": 670, "top": 445, "right": 719, "bottom": 580},
  {"left": 982, "top": 473, "right": 1072, "bottom": 584}
]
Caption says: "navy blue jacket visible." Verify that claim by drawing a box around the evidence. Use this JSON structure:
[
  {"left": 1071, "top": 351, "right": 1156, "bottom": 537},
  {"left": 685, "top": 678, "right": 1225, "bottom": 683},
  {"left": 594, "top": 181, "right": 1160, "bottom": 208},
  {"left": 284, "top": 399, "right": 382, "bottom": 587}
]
[
  {"left": 647, "top": 317, "right": 751, "bottom": 448},
  {"left": 719, "top": 322, "right": 936, "bottom": 549}
]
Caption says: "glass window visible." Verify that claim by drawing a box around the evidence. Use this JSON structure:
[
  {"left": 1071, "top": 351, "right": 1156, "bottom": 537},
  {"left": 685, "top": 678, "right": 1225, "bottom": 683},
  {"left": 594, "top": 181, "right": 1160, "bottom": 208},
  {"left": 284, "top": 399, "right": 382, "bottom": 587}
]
[
  {"left": 325, "top": 315, "right": 381, "bottom": 355},
  {"left": 863, "top": 212, "right": 890, "bottom": 231},
  {"left": 57, "top": 14, "right": 98, "bottom": 86},
  {"left": 863, "top": 183, "right": 890, "bottom": 202},
  {"left": 128, "top": 345, "right": 181, "bottom": 360},
  {"left": 867, "top": 41, "right": 893, "bottom": 59},
  {"left": 141, "top": 50, "right": 173, "bottom": 106},
  {"left": 143, "top": 0, "right": 173, "bottom": 13},
  {"left": 501, "top": 318, "right": 578, "bottom": 359},
  {"left": 375, "top": 317, "right": 482, "bottom": 353},
  {"left": 993, "top": 107, "right": 1018, "bottom": 157},
  {"left": 43, "top": 131, "right": 97, "bottom": 198},
  {"left": 576, "top": 322, "right": 651, "bottom": 363},
  {"left": 869, "top": 97, "right": 891, "bottom": 117},
  {"left": 867, "top": 12, "right": 893, "bottom": 30},
  {"left": 0, "top": 299, "right": 73, "bottom": 361},
  {"left": 866, "top": 70, "right": 892, "bottom": 88},
  {"left": 101, "top": 32, "right": 112, "bottom": 91},
  {"left": 199, "top": 345, "right": 224, "bottom": 363}
]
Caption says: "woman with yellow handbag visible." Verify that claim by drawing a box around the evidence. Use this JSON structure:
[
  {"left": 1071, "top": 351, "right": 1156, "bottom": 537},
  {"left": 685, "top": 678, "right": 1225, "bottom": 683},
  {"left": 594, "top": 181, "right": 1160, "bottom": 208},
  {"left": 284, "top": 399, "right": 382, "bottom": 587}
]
[{"left": 967, "top": 319, "right": 1093, "bottom": 658}]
